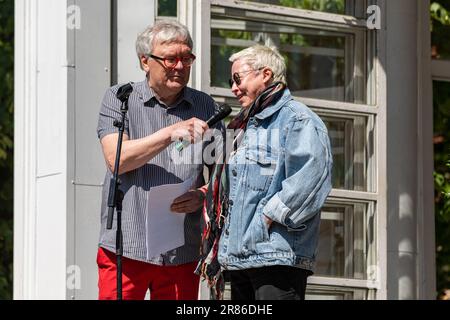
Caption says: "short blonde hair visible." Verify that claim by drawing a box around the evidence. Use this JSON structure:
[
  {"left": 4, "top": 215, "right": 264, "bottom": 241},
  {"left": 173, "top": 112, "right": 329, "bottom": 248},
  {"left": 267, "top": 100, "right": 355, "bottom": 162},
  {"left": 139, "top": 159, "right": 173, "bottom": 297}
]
[{"left": 229, "top": 45, "right": 287, "bottom": 84}]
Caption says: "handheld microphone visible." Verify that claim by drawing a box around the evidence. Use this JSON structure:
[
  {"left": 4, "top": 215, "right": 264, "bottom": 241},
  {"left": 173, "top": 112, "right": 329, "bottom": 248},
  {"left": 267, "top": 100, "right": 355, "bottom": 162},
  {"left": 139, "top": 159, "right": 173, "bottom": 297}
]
[{"left": 175, "top": 103, "right": 232, "bottom": 151}]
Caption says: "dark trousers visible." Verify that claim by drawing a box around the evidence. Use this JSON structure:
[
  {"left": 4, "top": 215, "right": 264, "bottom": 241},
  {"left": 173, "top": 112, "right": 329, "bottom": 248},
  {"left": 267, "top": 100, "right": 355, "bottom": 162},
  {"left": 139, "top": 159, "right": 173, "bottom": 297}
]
[{"left": 227, "top": 265, "right": 310, "bottom": 300}]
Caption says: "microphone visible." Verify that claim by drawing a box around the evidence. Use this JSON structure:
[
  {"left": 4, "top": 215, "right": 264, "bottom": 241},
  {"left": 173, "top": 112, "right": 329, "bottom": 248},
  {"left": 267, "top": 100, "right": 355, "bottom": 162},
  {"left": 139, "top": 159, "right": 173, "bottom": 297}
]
[
  {"left": 175, "top": 103, "right": 232, "bottom": 151},
  {"left": 116, "top": 82, "right": 133, "bottom": 102}
]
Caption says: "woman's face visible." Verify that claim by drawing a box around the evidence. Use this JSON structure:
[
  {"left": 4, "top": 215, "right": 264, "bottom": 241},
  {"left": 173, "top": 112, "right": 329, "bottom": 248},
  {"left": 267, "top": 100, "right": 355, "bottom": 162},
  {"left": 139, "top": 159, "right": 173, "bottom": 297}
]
[{"left": 230, "top": 60, "right": 271, "bottom": 108}]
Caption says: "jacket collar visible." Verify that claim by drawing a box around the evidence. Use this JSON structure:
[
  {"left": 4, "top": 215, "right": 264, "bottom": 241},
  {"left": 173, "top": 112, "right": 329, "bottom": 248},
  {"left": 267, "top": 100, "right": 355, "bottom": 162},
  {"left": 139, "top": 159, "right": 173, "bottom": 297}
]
[{"left": 254, "top": 88, "right": 293, "bottom": 120}]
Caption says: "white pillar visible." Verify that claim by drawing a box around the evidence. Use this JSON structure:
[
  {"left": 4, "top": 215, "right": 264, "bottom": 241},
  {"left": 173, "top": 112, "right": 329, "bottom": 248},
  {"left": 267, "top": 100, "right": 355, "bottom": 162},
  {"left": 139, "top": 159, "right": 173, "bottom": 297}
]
[
  {"left": 14, "top": 0, "right": 68, "bottom": 299},
  {"left": 385, "top": 0, "right": 435, "bottom": 299}
]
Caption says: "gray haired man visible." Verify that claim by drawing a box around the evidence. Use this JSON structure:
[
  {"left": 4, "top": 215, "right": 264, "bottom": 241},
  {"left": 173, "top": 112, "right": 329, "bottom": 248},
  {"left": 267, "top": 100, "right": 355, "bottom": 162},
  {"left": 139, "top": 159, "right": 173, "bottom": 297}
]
[{"left": 96, "top": 20, "right": 222, "bottom": 300}]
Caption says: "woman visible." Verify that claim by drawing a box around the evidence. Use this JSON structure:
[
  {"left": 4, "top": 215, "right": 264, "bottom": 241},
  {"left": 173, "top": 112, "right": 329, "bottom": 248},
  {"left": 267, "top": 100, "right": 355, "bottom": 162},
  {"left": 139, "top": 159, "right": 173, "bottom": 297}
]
[{"left": 197, "top": 45, "right": 333, "bottom": 300}]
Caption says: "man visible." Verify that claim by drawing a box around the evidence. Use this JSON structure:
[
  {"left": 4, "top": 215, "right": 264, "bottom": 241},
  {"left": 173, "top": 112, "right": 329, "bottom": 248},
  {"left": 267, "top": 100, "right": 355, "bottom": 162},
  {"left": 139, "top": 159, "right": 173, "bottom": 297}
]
[
  {"left": 96, "top": 20, "right": 222, "bottom": 300},
  {"left": 198, "top": 45, "right": 332, "bottom": 300}
]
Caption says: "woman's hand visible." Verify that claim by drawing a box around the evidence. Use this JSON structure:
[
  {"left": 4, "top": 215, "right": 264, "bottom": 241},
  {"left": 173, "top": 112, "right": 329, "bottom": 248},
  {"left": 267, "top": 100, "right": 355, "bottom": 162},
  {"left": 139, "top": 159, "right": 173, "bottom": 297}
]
[
  {"left": 170, "top": 189, "right": 205, "bottom": 213},
  {"left": 263, "top": 214, "right": 273, "bottom": 228}
]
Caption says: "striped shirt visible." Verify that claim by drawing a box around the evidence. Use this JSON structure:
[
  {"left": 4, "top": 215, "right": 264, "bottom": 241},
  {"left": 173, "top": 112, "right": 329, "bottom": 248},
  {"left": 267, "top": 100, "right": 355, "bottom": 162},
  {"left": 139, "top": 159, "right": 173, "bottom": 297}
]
[{"left": 97, "top": 79, "right": 222, "bottom": 265}]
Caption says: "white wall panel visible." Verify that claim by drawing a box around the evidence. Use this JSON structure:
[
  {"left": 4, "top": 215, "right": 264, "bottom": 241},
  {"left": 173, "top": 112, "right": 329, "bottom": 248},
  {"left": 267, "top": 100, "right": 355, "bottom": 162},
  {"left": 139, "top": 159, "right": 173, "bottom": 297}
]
[
  {"left": 36, "top": 0, "right": 68, "bottom": 178},
  {"left": 35, "top": 175, "right": 67, "bottom": 299}
]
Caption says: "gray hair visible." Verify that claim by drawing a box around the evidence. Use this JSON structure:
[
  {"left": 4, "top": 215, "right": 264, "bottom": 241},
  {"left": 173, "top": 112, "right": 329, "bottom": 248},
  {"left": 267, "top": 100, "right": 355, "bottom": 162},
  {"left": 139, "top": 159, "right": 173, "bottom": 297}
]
[
  {"left": 229, "top": 45, "right": 287, "bottom": 84},
  {"left": 136, "top": 20, "right": 193, "bottom": 69}
]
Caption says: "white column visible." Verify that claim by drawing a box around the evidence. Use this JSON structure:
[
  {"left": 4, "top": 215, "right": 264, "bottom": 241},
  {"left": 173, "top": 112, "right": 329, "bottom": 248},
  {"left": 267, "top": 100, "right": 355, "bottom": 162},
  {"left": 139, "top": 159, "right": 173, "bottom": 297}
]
[
  {"left": 385, "top": 0, "right": 435, "bottom": 299},
  {"left": 14, "top": 0, "right": 69, "bottom": 299}
]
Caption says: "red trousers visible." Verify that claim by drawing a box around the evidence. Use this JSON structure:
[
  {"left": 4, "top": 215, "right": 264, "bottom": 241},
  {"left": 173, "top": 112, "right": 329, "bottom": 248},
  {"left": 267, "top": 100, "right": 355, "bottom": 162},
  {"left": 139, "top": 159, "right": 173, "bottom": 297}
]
[{"left": 97, "top": 247, "right": 200, "bottom": 300}]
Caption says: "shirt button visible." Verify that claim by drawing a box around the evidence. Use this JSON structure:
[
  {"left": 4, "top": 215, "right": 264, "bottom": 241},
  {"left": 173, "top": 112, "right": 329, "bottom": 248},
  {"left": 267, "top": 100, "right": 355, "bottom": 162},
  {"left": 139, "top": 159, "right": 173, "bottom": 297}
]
[
  {"left": 229, "top": 199, "right": 233, "bottom": 206},
  {"left": 232, "top": 169, "right": 237, "bottom": 176},
  {"left": 225, "top": 229, "right": 229, "bottom": 235}
]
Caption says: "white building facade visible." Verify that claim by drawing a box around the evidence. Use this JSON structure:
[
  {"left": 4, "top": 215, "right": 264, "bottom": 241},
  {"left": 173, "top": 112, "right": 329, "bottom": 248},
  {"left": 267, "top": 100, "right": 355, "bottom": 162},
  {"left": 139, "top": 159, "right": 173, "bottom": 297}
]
[{"left": 14, "top": 0, "right": 438, "bottom": 299}]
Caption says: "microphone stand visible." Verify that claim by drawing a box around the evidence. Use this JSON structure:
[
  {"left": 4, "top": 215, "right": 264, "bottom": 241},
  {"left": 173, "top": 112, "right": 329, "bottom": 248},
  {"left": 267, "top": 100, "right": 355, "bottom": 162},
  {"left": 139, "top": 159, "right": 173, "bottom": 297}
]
[{"left": 106, "top": 83, "right": 133, "bottom": 300}]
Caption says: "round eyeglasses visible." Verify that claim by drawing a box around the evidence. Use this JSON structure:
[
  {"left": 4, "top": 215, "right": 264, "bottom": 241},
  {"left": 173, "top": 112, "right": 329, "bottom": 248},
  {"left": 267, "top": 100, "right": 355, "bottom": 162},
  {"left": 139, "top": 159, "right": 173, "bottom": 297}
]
[{"left": 148, "top": 53, "right": 196, "bottom": 69}]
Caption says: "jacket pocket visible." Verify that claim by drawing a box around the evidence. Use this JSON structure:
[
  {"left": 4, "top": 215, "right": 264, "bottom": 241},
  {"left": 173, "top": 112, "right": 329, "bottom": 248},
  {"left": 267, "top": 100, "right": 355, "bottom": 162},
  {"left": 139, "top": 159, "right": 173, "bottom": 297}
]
[
  {"left": 244, "top": 146, "right": 277, "bottom": 191},
  {"left": 241, "top": 212, "right": 271, "bottom": 254}
]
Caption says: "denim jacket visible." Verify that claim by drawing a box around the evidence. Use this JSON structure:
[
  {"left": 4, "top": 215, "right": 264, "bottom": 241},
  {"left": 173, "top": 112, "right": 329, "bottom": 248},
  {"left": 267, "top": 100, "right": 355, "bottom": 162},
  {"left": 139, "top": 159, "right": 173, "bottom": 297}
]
[{"left": 218, "top": 88, "right": 332, "bottom": 272}]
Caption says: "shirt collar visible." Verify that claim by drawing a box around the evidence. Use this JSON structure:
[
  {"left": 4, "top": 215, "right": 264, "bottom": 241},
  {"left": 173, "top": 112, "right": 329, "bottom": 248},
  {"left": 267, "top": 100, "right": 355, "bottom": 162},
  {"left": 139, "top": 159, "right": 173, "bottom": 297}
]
[{"left": 137, "top": 79, "right": 193, "bottom": 109}]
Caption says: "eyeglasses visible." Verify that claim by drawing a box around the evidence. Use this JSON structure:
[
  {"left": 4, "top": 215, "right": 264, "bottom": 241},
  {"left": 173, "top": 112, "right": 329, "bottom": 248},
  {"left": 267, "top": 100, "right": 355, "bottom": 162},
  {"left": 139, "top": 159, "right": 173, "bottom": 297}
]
[
  {"left": 148, "top": 54, "right": 196, "bottom": 69},
  {"left": 228, "top": 67, "right": 265, "bottom": 87}
]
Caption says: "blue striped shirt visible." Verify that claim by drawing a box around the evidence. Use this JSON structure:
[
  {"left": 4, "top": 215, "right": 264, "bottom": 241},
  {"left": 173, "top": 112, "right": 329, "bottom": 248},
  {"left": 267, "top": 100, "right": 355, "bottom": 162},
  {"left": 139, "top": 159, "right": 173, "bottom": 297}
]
[{"left": 97, "top": 79, "right": 222, "bottom": 265}]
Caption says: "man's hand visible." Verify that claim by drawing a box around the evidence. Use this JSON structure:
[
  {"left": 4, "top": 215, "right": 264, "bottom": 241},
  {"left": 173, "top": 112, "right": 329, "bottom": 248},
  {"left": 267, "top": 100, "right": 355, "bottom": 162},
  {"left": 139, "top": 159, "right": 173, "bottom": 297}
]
[
  {"left": 170, "top": 189, "right": 205, "bottom": 213},
  {"left": 170, "top": 117, "right": 208, "bottom": 144}
]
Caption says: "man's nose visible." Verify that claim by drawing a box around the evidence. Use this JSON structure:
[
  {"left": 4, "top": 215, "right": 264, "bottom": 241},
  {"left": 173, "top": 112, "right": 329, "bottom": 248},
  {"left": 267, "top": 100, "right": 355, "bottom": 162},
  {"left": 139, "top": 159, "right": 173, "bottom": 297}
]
[{"left": 173, "top": 59, "right": 185, "bottom": 70}]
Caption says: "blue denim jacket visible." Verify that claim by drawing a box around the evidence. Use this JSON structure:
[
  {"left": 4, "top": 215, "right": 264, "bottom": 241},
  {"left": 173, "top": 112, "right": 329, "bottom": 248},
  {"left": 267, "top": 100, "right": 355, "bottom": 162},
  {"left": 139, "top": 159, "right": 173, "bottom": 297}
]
[{"left": 218, "top": 89, "right": 332, "bottom": 272}]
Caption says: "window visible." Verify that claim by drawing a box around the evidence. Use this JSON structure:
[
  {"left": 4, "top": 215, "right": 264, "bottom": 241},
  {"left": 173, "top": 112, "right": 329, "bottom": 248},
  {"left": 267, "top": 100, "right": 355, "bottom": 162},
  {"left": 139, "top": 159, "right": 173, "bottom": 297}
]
[
  {"left": 431, "top": 0, "right": 450, "bottom": 60},
  {"left": 157, "top": 0, "right": 177, "bottom": 18},
  {"left": 320, "top": 113, "right": 369, "bottom": 191},
  {"left": 315, "top": 201, "right": 376, "bottom": 280}
]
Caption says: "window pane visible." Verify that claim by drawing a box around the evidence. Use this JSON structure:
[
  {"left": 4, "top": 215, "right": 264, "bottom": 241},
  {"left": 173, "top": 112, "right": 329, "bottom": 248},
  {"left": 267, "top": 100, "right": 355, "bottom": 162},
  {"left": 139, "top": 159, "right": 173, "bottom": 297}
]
[
  {"left": 211, "top": 9, "right": 367, "bottom": 103},
  {"left": 315, "top": 202, "right": 372, "bottom": 279},
  {"left": 306, "top": 285, "right": 370, "bottom": 300},
  {"left": 431, "top": 1, "right": 450, "bottom": 60},
  {"left": 320, "top": 115, "right": 367, "bottom": 191},
  {"left": 158, "top": 0, "right": 177, "bottom": 17}
]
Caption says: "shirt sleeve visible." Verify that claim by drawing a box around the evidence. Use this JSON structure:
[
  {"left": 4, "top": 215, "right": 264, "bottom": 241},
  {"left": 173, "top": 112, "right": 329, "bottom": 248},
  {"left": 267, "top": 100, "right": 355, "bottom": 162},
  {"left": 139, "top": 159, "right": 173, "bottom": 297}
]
[
  {"left": 97, "top": 87, "right": 130, "bottom": 141},
  {"left": 262, "top": 117, "right": 333, "bottom": 228}
]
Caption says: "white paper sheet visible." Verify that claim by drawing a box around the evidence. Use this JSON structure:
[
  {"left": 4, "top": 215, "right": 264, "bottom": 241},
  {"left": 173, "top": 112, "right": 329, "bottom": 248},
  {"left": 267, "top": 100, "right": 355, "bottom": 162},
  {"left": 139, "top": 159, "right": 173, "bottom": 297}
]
[{"left": 146, "top": 178, "right": 193, "bottom": 259}]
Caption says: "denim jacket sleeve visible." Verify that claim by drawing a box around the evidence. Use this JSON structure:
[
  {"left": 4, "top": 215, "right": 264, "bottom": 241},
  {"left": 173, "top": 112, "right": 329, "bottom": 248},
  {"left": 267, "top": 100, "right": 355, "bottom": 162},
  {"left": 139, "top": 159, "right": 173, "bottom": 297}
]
[{"left": 262, "top": 117, "right": 332, "bottom": 228}]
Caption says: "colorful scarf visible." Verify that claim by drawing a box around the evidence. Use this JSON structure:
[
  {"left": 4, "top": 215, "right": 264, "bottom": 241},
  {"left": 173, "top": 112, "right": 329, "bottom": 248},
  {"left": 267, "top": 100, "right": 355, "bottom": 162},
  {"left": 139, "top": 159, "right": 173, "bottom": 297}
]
[{"left": 195, "top": 81, "right": 286, "bottom": 299}]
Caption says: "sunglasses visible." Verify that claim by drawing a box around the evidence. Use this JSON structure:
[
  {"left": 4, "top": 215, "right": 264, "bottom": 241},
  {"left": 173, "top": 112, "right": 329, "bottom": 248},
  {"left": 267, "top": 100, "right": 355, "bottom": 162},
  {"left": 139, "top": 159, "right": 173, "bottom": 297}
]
[{"left": 228, "top": 67, "right": 265, "bottom": 87}]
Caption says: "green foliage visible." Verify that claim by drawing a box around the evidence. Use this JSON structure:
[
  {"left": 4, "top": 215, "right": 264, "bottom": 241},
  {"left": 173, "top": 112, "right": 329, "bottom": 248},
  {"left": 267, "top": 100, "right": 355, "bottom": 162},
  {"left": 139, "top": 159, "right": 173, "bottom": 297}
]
[
  {"left": 433, "top": 79, "right": 450, "bottom": 299},
  {"left": 0, "top": 0, "right": 14, "bottom": 300},
  {"left": 279, "top": 0, "right": 344, "bottom": 14},
  {"left": 0, "top": 219, "right": 12, "bottom": 300},
  {"left": 431, "top": 2, "right": 450, "bottom": 27},
  {"left": 431, "top": 1, "right": 450, "bottom": 59}
]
